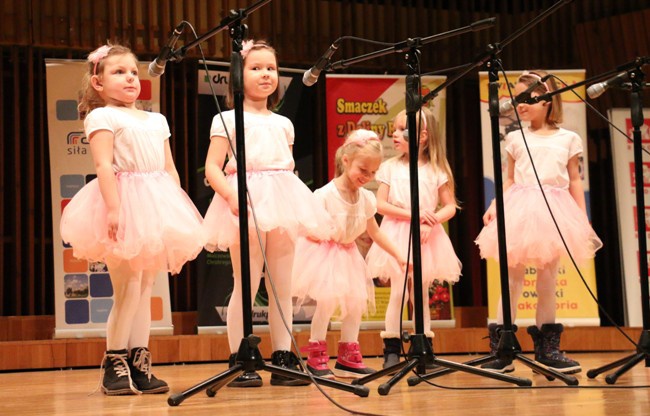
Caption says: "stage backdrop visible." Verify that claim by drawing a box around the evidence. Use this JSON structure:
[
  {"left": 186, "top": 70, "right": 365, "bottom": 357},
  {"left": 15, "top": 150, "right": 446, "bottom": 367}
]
[
  {"left": 479, "top": 69, "right": 600, "bottom": 327},
  {"left": 47, "top": 59, "right": 173, "bottom": 338},
  {"left": 194, "top": 61, "right": 319, "bottom": 333},
  {"left": 609, "top": 108, "right": 650, "bottom": 327},
  {"left": 325, "top": 74, "right": 455, "bottom": 329}
]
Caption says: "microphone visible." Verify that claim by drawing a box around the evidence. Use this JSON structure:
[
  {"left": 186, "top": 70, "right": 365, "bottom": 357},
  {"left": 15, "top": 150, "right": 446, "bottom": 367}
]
[
  {"left": 499, "top": 75, "right": 551, "bottom": 115},
  {"left": 586, "top": 72, "right": 629, "bottom": 99},
  {"left": 302, "top": 40, "right": 341, "bottom": 86},
  {"left": 148, "top": 22, "right": 186, "bottom": 78}
]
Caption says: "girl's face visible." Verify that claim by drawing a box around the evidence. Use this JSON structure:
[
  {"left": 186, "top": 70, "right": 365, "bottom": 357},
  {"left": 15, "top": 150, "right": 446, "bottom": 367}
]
[
  {"left": 342, "top": 152, "right": 381, "bottom": 190},
  {"left": 92, "top": 54, "right": 140, "bottom": 107},
  {"left": 391, "top": 114, "right": 409, "bottom": 154},
  {"left": 513, "top": 81, "right": 548, "bottom": 124},
  {"left": 243, "top": 49, "right": 279, "bottom": 103}
]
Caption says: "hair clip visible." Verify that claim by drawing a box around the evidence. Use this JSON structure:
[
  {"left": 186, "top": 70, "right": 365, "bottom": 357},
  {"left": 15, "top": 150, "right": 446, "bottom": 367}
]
[
  {"left": 88, "top": 45, "right": 112, "bottom": 75},
  {"left": 240, "top": 40, "right": 254, "bottom": 59}
]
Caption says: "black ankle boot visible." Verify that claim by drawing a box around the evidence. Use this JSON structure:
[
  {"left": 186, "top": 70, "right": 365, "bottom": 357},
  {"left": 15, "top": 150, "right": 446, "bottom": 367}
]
[
  {"left": 227, "top": 353, "right": 263, "bottom": 387},
  {"left": 101, "top": 349, "right": 138, "bottom": 395},
  {"left": 270, "top": 350, "right": 311, "bottom": 386},
  {"left": 528, "top": 324, "right": 581, "bottom": 374},
  {"left": 382, "top": 337, "right": 401, "bottom": 370},
  {"left": 481, "top": 324, "right": 516, "bottom": 373},
  {"left": 128, "top": 347, "right": 169, "bottom": 394}
]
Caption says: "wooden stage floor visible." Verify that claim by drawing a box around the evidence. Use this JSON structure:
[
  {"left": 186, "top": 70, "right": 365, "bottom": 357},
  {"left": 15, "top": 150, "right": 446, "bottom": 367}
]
[{"left": 1, "top": 353, "right": 648, "bottom": 416}]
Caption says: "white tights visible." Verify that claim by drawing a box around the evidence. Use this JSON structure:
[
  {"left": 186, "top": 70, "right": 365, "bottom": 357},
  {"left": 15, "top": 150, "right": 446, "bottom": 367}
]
[
  {"left": 310, "top": 300, "right": 364, "bottom": 343},
  {"left": 496, "top": 260, "right": 559, "bottom": 328},
  {"left": 384, "top": 274, "right": 431, "bottom": 336},
  {"left": 105, "top": 259, "right": 157, "bottom": 351},
  {"left": 227, "top": 229, "right": 294, "bottom": 353}
]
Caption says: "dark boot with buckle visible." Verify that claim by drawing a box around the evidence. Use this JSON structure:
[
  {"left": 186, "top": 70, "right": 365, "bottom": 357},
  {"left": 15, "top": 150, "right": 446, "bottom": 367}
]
[
  {"left": 101, "top": 349, "right": 139, "bottom": 395},
  {"left": 270, "top": 350, "right": 311, "bottom": 386},
  {"left": 528, "top": 323, "right": 581, "bottom": 374},
  {"left": 481, "top": 324, "right": 516, "bottom": 373},
  {"left": 128, "top": 347, "right": 169, "bottom": 394},
  {"left": 227, "top": 353, "right": 263, "bottom": 387},
  {"left": 381, "top": 332, "right": 402, "bottom": 370}
]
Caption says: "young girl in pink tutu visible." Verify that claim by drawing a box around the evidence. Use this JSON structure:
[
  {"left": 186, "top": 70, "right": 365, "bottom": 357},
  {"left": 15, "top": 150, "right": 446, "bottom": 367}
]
[
  {"left": 475, "top": 70, "right": 602, "bottom": 374},
  {"left": 202, "top": 40, "right": 331, "bottom": 387},
  {"left": 365, "top": 106, "right": 462, "bottom": 369},
  {"left": 60, "top": 43, "right": 205, "bottom": 395},
  {"left": 293, "top": 129, "right": 408, "bottom": 379}
]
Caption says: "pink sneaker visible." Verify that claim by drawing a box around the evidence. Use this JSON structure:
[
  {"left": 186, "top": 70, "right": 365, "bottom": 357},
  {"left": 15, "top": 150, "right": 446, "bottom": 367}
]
[
  {"left": 300, "top": 340, "right": 334, "bottom": 379},
  {"left": 333, "top": 342, "right": 376, "bottom": 378}
]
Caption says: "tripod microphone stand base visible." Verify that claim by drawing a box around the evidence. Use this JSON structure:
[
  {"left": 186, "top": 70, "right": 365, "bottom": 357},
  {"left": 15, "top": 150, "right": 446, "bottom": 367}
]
[
  {"left": 352, "top": 332, "right": 532, "bottom": 395},
  {"left": 587, "top": 330, "right": 650, "bottom": 384},
  {"left": 406, "top": 329, "right": 579, "bottom": 386},
  {"left": 168, "top": 335, "right": 369, "bottom": 406}
]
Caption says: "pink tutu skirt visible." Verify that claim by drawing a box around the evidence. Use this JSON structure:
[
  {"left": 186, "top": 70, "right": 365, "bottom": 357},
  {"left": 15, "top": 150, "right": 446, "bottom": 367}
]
[
  {"left": 475, "top": 184, "right": 602, "bottom": 267},
  {"left": 292, "top": 238, "right": 375, "bottom": 317},
  {"left": 60, "top": 171, "right": 205, "bottom": 274},
  {"left": 203, "top": 170, "right": 333, "bottom": 251},
  {"left": 365, "top": 219, "right": 461, "bottom": 285}
]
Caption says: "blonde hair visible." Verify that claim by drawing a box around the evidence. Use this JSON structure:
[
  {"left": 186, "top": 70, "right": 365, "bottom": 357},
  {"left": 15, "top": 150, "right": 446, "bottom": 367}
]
[
  {"left": 517, "top": 70, "right": 563, "bottom": 127},
  {"left": 225, "top": 39, "right": 280, "bottom": 110},
  {"left": 394, "top": 107, "right": 458, "bottom": 207},
  {"left": 334, "top": 129, "right": 383, "bottom": 177},
  {"left": 78, "top": 43, "right": 138, "bottom": 116}
]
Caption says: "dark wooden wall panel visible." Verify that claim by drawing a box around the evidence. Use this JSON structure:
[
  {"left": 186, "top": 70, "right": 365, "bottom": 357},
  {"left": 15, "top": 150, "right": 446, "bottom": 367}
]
[{"left": 0, "top": 1, "right": 648, "bottom": 320}]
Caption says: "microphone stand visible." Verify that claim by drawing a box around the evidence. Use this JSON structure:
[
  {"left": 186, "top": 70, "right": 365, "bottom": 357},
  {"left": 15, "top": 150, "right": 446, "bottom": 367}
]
[
  {"left": 587, "top": 58, "right": 650, "bottom": 384},
  {"left": 409, "top": 0, "right": 579, "bottom": 387},
  {"left": 324, "top": 18, "right": 533, "bottom": 396},
  {"left": 166, "top": 1, "right": 368, "bottom": 406}
]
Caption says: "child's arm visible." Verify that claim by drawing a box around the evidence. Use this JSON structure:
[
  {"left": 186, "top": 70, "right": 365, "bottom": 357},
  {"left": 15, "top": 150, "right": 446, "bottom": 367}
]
[
  {"left": 376, "top": 183, "right": 411, "bottom": 220},
  {"left": 163, "top": 141, "right": 181, "bottom": 186},
  {"left": 205, "top": 136, "right": 238, "bottom": 215},
  {"left": 89, "top": 130, "right": 120, "bottom": 241},
  {"left": 367, "top": 216, "right": 408, "bottom": 269},
  {"left": 483, "top": 153, "right": 516, "bottom": 225},
  {"left": 422, "top": 183, "right": 456, "bottom": 225},
  {"left": 567, "top": 154, "right": 586, "bottom": 214}
]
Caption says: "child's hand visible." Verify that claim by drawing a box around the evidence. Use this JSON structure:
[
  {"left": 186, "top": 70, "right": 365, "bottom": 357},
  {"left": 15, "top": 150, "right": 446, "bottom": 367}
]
[
  {"left": 482, "top": 203, "right": 496, "bottom": 225},
  {"left": 107, "top": 208, "right": 119, "bottom": 241},
  {"left": 397, "top": 255, "right": 412, "bottom": 273},
  {"left": 420, "top": 223, "right": 432, "bottom": 244},
  {"left": 225, "top": 192, "right": 239, "bottom": 216},
  {"left": 420, "top": 209, "right": 439, "bottom": 226}
]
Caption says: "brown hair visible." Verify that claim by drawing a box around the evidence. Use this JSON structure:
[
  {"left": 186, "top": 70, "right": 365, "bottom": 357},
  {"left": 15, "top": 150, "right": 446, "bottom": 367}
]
[
  {"left": 78, "top": 43, "right": 138, "bottom": 116},
  {"left": 225, "top": 40, "right": 280, "bottom": 110},
  {"left": 517, "top": 70, "right": 563, "bottom": 127}
]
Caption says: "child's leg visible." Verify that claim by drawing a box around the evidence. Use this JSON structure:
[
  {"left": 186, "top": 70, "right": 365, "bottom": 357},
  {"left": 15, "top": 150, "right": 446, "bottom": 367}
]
[
  {"left": 105, "top": 259, "right": 143, "bottom": 350},
  {"left": 125, "top": 270, "right": 169, "bottom": 394},
  {"left": 227, "top": 237, "right": 265, "bottom": 353},
  {"left": 310, "top": 301, "right": 337, "bottom": 341},
  {"left": 384, "top": 273, "right": 409, "bottom": 336},
  {"left": 527, "top": 259, "right": 580, "bottom": 373},
  {"left": 127, "top": 270, "right": 157, "bottom": 349},
  {"left": 496, "top": 264, "right": 526, "bottom": 325},
  {"left": 535, "top": 260, "right": 559, "bottom": 327},
  {"left": 340, "top": 301, "right": 364, "bottom": 343},
  {"left": 264, "top": 229, "right": 295, "bottom": 352}
]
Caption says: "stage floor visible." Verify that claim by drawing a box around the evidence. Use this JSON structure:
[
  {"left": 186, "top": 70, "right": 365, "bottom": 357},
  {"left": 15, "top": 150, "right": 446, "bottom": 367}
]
[{"left": 0, "top": 353, "right": 648, "bottom": 415}]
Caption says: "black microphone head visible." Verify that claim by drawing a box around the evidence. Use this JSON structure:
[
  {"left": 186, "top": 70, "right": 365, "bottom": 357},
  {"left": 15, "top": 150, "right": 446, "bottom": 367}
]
[
  {"left": 148, "top": 60, "right": 165, "bottom": 78},
  {"left": 302, "top": 69, "right": 319, "bottom": 87}
]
